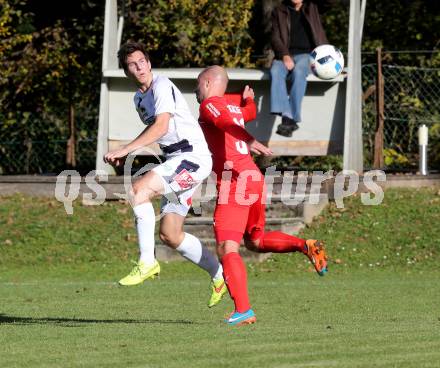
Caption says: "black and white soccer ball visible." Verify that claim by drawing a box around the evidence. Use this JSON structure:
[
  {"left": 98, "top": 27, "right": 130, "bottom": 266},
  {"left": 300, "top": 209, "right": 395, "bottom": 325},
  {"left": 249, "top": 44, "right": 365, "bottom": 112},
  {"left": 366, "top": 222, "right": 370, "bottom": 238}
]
[{"left": 310, "top": 44, "right": 344, "bottom": 80}]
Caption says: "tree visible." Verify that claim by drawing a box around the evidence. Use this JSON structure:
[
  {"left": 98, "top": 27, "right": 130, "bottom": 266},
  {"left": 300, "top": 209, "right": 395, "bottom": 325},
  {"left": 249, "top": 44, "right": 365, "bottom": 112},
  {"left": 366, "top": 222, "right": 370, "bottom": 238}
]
[{"left": 0, "top": 0, "right": 104, "bottom": 173}]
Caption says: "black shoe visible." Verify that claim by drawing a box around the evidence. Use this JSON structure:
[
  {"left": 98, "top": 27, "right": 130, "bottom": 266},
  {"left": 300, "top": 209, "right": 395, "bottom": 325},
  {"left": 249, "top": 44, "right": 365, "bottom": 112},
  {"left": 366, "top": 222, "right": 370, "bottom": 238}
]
[{"left": 276, "top": 117, "right": 299, "bottom": 137}]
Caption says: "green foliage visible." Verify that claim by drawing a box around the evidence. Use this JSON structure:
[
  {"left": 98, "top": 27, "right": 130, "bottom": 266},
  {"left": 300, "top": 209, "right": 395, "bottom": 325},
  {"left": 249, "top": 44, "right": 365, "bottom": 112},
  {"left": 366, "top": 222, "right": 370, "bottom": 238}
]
[
  {"left": 363, "top": 0, "right": 440, "bottom": 52},
  {"left": 124, "top": 0, "right": 255, "bottom": 67},
  {"left": 320, "top": 1, "right": 349, "bottom": 52},
  {"left": 0, "top": 1, "right": 102, "bottom": 130},
  {"left": 0, "top": 1, "right": 103, "bottom": 173},
  {"left": 383, "top": 148, "right": 410, "bottom": 168},
  {"left": 361, "top": 0, "right": 440, "bottom": 67}
]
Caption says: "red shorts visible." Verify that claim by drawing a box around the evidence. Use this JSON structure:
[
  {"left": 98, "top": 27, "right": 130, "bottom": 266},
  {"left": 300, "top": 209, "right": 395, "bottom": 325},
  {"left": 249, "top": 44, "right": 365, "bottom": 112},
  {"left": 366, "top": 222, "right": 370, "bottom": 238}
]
[{"left": 213, "top": 178, "right": 266, "bottom": 243}]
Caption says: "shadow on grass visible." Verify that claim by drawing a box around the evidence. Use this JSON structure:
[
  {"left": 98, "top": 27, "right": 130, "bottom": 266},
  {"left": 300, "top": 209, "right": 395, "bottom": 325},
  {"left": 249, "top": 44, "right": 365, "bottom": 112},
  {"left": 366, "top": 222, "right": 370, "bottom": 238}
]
[{"left": 0, "top": 314, "right": 197, "bottom": 327}]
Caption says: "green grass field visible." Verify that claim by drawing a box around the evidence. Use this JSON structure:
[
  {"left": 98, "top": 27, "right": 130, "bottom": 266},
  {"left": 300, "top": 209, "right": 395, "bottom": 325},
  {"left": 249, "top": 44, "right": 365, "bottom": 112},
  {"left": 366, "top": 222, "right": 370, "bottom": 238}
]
[{"left": 1, "top": 188, "right": 440, "bottom": 367}]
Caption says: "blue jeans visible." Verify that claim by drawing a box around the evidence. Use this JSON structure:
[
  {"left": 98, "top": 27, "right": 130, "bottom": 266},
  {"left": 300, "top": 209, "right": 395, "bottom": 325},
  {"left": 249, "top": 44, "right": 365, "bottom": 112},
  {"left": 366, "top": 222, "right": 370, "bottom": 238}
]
[{"left": 270, "top": 53, "right": 310, "bottom": 122}]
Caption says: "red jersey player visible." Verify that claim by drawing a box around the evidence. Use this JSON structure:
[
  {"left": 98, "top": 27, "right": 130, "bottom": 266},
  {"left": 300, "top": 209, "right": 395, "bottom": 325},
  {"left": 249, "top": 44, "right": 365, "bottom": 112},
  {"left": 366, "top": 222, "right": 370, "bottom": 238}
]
[{"left": 196, "top": 66, "right": 328, "bottom": 326}]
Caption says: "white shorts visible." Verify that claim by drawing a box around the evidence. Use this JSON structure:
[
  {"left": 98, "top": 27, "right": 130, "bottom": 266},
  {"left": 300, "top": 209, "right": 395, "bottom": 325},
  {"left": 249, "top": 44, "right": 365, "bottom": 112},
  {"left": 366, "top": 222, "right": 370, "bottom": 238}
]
[{"left": 152, "top": 153, "right": 212, "bottom": 216}]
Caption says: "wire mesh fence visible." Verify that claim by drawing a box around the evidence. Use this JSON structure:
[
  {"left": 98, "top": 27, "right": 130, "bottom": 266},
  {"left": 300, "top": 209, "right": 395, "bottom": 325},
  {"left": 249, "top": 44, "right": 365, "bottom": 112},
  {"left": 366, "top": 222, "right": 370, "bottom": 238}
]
[
  {"left": 362, "top": 57, "right": 440, "bottom": 171},
  {"left": 0, "top": 102, "right": 98, "bottom": 175},
  {"left": 0, "top": 139, "right": 96, "bottom": 175}
]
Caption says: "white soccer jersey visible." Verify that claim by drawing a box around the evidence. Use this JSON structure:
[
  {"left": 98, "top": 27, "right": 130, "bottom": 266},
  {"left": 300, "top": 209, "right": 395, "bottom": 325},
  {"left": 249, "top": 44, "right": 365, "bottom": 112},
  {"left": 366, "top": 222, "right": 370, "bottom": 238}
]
[{"left": 133, "top": 75, "right": 210, "bottom": 157}]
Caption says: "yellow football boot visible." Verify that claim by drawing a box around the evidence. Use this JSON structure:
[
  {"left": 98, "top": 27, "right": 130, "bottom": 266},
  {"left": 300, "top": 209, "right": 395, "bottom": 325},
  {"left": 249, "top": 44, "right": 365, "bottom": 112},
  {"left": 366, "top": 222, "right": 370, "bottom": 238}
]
[
  {"left": 118, "top": 260, "right": 160, "bottom": 286},
  {"left": 208, "top": 278, "right": 227, "bottom": 308}
]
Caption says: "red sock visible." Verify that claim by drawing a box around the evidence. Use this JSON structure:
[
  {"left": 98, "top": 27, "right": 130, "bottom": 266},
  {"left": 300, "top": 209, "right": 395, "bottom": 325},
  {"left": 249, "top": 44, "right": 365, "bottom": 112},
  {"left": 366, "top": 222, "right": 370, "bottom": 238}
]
[
  {"left": 221, "top": 252, "right": 250, "bottom": 313},
  {"left": 258, "top": 231, "right": 306, "bottom": 253}
]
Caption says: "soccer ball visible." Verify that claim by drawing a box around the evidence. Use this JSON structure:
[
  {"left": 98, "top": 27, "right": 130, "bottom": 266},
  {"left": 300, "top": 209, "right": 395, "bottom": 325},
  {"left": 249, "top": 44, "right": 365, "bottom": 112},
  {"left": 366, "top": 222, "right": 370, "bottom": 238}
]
[{"left": 309, "top": 44, "right": 344, "bottom": 80}]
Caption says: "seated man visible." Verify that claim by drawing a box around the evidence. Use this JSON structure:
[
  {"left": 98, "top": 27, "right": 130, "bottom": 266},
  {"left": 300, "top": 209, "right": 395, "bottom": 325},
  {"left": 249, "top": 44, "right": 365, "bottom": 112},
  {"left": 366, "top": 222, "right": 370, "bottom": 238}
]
[{"left": 270, "top": 0, "right": 334, "bottom": 137}]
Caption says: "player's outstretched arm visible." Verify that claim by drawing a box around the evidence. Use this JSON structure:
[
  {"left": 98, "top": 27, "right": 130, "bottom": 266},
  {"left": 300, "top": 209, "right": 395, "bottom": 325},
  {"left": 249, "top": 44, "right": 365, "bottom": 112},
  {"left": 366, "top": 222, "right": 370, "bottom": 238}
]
[
  {"left": 125, "top": 112, "right": 170, "bottom": 153},
  {"left": 104, "top": 113, "right": 170, "bottom": 166}
]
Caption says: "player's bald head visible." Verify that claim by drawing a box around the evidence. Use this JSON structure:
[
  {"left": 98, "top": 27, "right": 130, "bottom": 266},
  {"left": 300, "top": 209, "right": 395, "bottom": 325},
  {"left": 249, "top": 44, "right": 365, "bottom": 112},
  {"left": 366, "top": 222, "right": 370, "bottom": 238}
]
[
  {"left": 196, "top": 65, "right": 229, "bottom": 103},
  {"left": 200, "top": 65, "right": 228, "bottom": 85}
]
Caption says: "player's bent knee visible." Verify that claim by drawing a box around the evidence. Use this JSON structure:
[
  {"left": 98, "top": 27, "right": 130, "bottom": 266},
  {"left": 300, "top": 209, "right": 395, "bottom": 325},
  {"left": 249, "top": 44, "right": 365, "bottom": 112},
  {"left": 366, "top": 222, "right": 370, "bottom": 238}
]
[
  {"left": 244, "top": 239, "right": 260, "bottom": 252},
  {"left": 216, "top": 244, "right": 226, "bottom": 259},
  {"left": 131, "top": 183, "right": 156, "bottom": 204},
  {"left": 159, "top": 231, "right": 172, "bottom": 247},
  {"left": 216, "top": 240, "right": 240, "bottom": 259},
  {"left": 159, "top": 230, "right": 181, "bottom": 249}
]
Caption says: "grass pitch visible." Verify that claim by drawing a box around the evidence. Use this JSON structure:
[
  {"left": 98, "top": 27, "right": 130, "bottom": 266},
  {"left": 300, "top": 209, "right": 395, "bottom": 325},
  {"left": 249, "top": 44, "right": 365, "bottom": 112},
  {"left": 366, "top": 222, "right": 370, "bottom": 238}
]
[{"left": 1, "top": 188, "right": 440, "bottom": 367}]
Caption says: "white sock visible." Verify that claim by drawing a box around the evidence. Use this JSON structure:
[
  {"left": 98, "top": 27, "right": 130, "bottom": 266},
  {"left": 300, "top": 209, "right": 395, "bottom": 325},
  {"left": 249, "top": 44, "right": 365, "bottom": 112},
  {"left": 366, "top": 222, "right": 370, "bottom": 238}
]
[
  {"left": 133, "top": 202, "right": 156, "bottom": 265},
  {"left": 176, "top": 233, "right": 223, "bottom": 280}
]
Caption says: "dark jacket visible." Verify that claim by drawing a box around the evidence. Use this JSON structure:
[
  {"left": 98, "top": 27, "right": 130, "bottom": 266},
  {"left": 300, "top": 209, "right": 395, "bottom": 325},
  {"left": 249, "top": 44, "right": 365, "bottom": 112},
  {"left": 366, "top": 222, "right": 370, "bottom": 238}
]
[{"left": 271, "top": 0, "right": 335, "bottom": 59}]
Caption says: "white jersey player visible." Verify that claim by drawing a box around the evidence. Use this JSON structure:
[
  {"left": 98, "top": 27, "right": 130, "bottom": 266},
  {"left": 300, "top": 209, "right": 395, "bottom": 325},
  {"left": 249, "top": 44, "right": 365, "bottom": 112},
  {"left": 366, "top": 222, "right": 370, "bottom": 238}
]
[
  {"left": 133, "top": 74, "right": 211, "bottom": 216},
  {"left": 104, "top": 42, "right": 226, "bottom": 308}
]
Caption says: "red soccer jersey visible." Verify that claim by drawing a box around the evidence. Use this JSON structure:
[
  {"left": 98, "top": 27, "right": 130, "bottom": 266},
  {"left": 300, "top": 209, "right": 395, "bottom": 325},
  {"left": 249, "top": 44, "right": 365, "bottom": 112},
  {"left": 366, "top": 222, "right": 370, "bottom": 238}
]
[{"left": 198, "top": 94, "right": 261, "bottom": 184}]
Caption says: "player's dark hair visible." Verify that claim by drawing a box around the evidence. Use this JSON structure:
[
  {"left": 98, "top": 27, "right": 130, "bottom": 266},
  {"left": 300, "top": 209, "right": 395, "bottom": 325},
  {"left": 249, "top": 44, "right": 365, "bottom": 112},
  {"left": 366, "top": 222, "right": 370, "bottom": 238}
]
[{"left": 117, "top": 42, "right": 150, "bottom": 71}]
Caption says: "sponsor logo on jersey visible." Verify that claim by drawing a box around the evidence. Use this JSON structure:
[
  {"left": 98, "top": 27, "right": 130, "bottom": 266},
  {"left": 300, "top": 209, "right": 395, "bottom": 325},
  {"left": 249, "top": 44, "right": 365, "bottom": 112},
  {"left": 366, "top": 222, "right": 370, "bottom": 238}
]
[
  {"left": 206, "top": 103, "right": 221, "bottom": 118},
  {"left": 227, "top": 104, "right": 241, "bottom": 114},
  {"left": 173, "top": 169, "right": 195, "bottom": 189}
]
